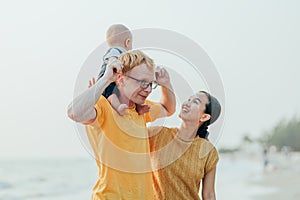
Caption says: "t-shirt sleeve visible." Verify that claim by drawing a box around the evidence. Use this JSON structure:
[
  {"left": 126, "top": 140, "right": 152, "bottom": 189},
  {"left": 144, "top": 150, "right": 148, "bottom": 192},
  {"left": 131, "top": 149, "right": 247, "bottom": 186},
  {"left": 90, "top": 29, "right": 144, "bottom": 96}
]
[
  {"left": 144, "top": 100, "right": 163, "bottom": 123},
  {"left": 86, "top": 95, "right": 109, "bottom": 128},
  {"left": 84, "top": 96, "right": 110, "bottom": 159},
  {"left": 204, "top": 146, "right": 219, "bottom": 174}
]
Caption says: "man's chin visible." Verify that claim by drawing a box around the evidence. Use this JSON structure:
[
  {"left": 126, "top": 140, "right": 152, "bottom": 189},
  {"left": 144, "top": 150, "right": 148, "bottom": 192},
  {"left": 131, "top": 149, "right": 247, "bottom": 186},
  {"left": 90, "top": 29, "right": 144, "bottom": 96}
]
[
  {"left": 136, "top": 95, "right": 148, "bottom": 103},
  {"left": 135, "top": 99, "right": 146, "bottom": 105}
]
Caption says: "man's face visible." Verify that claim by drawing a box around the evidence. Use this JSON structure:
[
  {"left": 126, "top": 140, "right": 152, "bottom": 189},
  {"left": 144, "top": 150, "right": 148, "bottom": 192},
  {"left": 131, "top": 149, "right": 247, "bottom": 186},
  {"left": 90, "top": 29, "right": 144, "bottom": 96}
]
[{"left": 120, "top": 64, "right": 155, "bottom": 105}]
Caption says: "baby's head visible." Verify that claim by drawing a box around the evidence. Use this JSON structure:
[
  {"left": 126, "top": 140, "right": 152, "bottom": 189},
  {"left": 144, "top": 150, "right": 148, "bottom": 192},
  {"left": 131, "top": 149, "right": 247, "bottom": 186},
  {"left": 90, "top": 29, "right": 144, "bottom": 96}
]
[{"left": 106, "top": 24, "right": 132, "bottom": 50}]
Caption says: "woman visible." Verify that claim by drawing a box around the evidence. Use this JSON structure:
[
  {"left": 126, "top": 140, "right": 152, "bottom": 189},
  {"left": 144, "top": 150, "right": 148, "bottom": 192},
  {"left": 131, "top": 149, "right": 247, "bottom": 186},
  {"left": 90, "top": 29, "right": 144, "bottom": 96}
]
[{"left": 149, "top": 91, "right": 221, "bottom": 200}]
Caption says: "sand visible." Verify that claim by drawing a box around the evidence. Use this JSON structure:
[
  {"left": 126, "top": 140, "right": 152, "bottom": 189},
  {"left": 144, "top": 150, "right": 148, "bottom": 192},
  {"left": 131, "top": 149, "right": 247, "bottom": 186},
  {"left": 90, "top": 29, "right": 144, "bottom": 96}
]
[{"left": 252, "top": 152, "right": 300, "bottom": 200}]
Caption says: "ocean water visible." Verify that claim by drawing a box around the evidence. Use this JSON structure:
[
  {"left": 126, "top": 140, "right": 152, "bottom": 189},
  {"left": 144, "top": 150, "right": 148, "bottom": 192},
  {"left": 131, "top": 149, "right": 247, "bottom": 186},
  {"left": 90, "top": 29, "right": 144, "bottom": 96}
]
[
  {"left": 0, "top": 158, "right": 97, "bottom": 200},
  {"left": 216, "top": 154, "right": 276, "bottom": 200},
  {"left": 0, "top": 154, "right": 275, "bottom": 200}
]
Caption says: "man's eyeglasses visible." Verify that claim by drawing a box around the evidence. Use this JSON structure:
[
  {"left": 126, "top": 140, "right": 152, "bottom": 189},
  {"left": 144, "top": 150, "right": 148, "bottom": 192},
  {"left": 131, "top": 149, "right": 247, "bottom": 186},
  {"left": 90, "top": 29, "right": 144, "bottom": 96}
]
[{"left": 124, "top": 75, "right": 158, "bottom": 89}]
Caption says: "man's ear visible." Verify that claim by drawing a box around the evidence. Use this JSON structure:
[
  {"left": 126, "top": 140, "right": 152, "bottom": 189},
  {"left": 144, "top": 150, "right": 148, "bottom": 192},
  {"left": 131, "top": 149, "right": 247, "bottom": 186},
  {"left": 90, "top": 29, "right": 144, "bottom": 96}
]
[
  {"left": 117, "top": 75, "right": 124, "bottom": 86},
  {"left": 199, "top": 114, "right": 211, "bottom": 123}
]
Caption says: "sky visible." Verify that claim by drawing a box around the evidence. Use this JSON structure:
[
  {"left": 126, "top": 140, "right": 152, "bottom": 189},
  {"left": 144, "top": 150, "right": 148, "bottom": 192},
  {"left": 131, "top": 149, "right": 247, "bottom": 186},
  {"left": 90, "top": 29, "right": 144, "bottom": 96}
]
[{"left": 0, "top": 0, "right": 299, "bottom": 158}]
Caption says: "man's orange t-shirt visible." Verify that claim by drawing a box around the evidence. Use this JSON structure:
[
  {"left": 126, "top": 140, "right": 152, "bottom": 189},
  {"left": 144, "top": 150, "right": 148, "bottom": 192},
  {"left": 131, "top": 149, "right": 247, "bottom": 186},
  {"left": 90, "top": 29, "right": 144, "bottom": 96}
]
[{"left": 85, "top": 96, "right": 161, "bottom": 200}]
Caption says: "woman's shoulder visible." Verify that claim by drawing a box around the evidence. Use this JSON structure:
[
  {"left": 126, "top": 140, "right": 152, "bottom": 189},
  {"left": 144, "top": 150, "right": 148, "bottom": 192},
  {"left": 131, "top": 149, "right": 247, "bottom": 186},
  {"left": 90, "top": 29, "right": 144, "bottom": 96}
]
[
  {"left": 194, "top": 137, "right": 215, "bottom": 146},
  {"left": 195, "top": 138, "right": 218, "bottom": 158},
  {"left": 148, "top": 126, "right": 177, "bottom": 137}
]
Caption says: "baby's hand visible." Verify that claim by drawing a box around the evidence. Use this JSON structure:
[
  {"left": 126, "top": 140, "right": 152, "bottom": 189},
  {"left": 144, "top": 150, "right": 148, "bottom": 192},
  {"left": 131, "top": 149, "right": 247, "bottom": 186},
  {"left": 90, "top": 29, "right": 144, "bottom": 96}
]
[
  {"left": 88, "top": 77, "right": 96, "bottom": 88},
  {"left": 137, "top": 104, "right": 151, "bottom": 115}
]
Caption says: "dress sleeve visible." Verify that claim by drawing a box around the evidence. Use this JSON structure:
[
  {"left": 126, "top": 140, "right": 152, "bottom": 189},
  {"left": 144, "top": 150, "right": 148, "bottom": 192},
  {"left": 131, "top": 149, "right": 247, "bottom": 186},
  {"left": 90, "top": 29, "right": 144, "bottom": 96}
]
[{"left": 204, "top": 146, "right": 219, "bottom": 174}]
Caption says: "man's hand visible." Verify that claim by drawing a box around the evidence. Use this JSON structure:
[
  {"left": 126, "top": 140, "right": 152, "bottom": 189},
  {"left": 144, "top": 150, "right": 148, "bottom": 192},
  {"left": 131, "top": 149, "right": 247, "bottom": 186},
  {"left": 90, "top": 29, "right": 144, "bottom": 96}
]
[
  {"left": 103, "top": 58, "right": 123, "bottom": 82},
  {"left": 154, "top": 65, "right": 176, "bottom": 117},
  {"left": 155, "top": 66, "right": 171, "bottom": 87}
]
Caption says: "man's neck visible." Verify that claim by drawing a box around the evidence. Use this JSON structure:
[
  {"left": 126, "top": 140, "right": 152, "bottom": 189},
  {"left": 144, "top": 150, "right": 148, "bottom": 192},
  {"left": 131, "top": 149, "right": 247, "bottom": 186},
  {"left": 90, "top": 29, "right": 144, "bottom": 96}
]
[{"left": 118, "top": 92, "right": 134, "bottom": 107}]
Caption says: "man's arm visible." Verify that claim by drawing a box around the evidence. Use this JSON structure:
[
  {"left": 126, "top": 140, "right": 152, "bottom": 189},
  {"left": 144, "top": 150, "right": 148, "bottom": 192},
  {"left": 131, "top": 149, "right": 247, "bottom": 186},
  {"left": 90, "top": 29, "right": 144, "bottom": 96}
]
[
  {"left": 155, "top": 67, "right": 176, "bottom": 117},
  {"left": 67, "top": 59, "right": 122, "bottom": 123}
]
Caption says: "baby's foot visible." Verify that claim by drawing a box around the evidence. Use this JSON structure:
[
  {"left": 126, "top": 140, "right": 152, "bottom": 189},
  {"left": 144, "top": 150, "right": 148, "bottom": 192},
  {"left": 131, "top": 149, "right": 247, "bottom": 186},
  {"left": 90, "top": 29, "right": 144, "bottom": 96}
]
[
  {"left": 117, "top": 104, "right": 128, "bottom": 116},
  {"left": 137, "top": 104, "right": 151, "bottom": 115}
]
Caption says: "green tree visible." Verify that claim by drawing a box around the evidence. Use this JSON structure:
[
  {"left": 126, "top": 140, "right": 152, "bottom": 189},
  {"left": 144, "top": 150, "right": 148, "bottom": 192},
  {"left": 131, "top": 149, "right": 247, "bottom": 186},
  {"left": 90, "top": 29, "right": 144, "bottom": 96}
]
[
  {"left": 242, "top": 134, "right": 253, "bottom": 144},
  {"left": 265, "top": 117, "right": 300, "bottom": 151}
]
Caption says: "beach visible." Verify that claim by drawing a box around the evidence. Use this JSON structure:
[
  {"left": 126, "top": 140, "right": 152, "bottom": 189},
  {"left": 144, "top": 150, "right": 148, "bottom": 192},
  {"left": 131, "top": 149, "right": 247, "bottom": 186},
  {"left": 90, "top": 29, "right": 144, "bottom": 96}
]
[
  {"left": 253, "top": 152, "right": 300, "bottom": 200},
  {"left": 0, "top": 151, "right": 299, "bottom": 199},
  {"left": 216, "top": 150, "right": 300, "bottom": 200}
]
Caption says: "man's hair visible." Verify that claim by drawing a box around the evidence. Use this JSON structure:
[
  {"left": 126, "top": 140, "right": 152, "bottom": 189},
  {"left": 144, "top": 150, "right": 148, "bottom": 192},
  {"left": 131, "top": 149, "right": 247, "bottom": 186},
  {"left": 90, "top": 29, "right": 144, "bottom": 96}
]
[
  {"left": 106, "top": 24, "right": 132, "bottom": 47},
  {"left": 119, "top": 50, "right": 155, "bottom": 74}
]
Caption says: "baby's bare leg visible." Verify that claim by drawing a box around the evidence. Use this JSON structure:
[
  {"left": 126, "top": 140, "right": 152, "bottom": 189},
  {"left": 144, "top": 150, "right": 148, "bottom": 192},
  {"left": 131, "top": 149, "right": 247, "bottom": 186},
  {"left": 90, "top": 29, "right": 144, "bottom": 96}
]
[
  {"left": 107, "top": 94, "right": 128, "bottom": 115},
  {"left": 136, "top": 104, "right": 151, "bottom": 115}
]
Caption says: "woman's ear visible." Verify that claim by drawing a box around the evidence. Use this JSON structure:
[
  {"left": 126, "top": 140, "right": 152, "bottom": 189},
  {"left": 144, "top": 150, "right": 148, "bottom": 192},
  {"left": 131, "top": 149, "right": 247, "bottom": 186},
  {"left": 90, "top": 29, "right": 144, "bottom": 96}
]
[{"left": 199, "top": 114, "right": 211, "bottom": 123}]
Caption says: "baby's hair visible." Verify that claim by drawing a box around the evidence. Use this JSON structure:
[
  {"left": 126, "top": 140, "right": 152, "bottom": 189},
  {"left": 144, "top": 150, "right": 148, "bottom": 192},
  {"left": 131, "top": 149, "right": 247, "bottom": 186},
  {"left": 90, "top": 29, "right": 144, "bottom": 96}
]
[{"left": 106, "top": 24, "right": 132, "bottom": 47}]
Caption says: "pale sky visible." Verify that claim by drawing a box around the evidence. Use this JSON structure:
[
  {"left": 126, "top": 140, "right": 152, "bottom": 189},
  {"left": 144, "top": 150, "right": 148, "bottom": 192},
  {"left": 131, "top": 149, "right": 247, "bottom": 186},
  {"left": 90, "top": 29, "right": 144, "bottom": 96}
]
[{"left": 0, "top": 0, "right": 299, "bottom": 158}]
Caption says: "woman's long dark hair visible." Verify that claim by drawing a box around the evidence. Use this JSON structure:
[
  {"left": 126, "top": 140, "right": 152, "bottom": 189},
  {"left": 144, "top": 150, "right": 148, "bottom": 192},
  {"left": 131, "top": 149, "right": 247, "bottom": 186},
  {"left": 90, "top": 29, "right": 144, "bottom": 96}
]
[{"left": 196, "top": 91, "right": 221, "bottom": 139}]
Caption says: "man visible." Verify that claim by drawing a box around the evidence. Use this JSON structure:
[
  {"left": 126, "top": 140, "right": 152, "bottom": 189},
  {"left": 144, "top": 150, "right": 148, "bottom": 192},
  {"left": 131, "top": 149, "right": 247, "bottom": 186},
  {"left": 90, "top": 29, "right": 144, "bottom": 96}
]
[{"left": 67, "top": 50, "right": 176, "bottom": 199}]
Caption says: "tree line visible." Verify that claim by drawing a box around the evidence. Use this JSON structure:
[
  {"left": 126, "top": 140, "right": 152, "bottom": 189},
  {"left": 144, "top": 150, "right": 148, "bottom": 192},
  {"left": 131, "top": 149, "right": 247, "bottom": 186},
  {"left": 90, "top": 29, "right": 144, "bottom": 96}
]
[{"left": 261, "top": 117, "right": 300, "bottom": 151}]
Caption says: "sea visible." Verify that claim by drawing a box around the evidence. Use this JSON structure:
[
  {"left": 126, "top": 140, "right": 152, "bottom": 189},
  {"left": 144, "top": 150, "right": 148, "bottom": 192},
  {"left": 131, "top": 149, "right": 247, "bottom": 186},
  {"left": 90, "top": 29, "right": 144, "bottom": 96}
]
[{"left": 0, "top": 153, "right": 277, "bottom": 200}]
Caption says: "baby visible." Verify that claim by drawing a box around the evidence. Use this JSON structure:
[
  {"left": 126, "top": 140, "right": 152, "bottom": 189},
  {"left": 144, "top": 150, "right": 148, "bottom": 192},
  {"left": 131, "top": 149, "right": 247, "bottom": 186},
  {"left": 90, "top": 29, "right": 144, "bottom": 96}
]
[{"left": 90, "top": 24, "right": 150, "bottom": 115}]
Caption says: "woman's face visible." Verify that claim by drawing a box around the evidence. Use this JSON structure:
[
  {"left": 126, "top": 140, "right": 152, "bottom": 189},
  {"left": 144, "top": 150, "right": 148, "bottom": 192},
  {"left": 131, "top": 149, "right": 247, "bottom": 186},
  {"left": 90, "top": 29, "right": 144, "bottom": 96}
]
[{"left": 179, "top": 92, "right": 210, "bottom": 123}]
